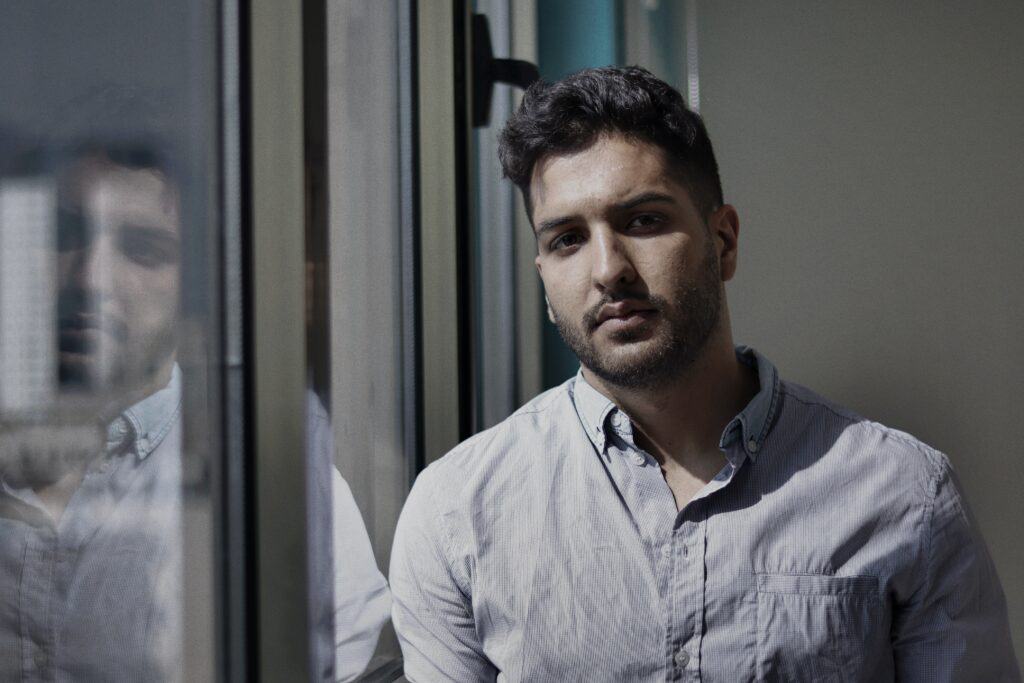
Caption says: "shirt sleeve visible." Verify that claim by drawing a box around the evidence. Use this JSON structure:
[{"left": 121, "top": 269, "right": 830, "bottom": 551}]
[
  {"left": 389, "top": 467, "right": 498, "bottom": 682},
  {"left": 332, "top": 469, "right": 391, "bottom": 682},
  {"left": 891, "top": 455, "right": 1020, "bottom": 681}
]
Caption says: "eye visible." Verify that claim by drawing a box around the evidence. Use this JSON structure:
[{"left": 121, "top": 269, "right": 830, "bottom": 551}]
[
  {"left": 118, "top": 226, "right": 180, "bottom": 268},
  {"left": 550, "top": 231, "right": 583, "bottom": 252},
  {"left": 626, "top": 213, "right": 665, "bottom": 232}
]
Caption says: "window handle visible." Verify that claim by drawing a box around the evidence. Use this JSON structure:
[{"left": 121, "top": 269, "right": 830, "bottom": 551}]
[{"left": 472, "top": 13, "right": 540, "bottom": 127}]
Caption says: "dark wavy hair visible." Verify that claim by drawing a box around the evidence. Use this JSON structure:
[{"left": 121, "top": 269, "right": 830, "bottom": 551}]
[{"left": 498, "top": 66, "right": 723, "bottom": 221}]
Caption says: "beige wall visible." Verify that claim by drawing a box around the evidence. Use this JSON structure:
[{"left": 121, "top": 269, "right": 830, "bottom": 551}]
[{"left": 696, "top": 1, "right": 1024, "bottom": 658}]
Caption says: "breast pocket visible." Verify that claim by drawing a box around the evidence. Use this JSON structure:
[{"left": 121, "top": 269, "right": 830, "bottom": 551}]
[{"left": 755, "top": 573, "right": 882, "bottom": 683}]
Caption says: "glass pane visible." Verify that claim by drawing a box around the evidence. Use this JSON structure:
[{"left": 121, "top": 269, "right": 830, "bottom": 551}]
[
  {"left": 0, "top": 2, "right": 222, "bottom": 680},
  {"left": 470, "top": 0, "right": 544, "bottom": 430},
  {"left": 322, "top": 1, "right": 409, "bottom": 679}
]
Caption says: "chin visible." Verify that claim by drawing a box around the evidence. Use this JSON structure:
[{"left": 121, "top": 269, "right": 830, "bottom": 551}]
[{"left": 59, "top": 354, "right": 122, "bottom": 392}]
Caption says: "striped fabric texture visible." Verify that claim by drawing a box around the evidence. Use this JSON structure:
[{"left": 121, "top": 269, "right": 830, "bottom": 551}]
[{"left": 390, "top": 347, "right": 1019, "bottom": 682}]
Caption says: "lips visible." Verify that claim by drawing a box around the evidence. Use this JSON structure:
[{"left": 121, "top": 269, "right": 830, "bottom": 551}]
[
  {"left": 594, "top": 301, "right": 657, "bottom": 327},
  {"left": 58, "top": 314, "right": 127, "bottom": 352}
]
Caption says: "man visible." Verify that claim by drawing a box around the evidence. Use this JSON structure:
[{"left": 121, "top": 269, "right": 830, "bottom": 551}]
[
  {"left": 390, "top": 67, "right": 1019, "bottom": 681},
  {"left": 0, "top": 142, "right": 389, "bottom": 680}
]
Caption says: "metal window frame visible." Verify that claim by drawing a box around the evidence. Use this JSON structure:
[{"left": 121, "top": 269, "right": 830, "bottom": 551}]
[
  {"left": 418, "top": 0, "right": 471, "bottom": 464},
  {"left": 217, "top": 0, "right": 252, "bottom": 679},
  {"left": 399, "top": 0, "right": 425, "bottom": 488},
  {"left": 244, "top": 0, "right": 476, "bottom": 678},
  {"left": 248, "top": 0, "right": 313, "bottom": 678}
]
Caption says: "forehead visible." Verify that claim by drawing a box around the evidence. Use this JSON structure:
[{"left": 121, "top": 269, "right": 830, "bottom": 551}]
[
  {"left": 61, "top": 159, "right": 181, "bottom": 234},
  {"left": 529, "top": 134, "right": 685, "bottom": 220}
]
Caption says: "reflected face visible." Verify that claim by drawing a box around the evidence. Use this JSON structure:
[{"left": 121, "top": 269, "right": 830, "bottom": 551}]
[
  {"left": 56, "top": 158, "right": 181, "bottom": 394},
  {"left": 532, "top": 135, "right": 726, "bottom": 389}
]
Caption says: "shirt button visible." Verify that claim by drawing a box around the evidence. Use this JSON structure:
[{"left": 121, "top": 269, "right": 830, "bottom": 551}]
[
  {"left": 631, "top": 453, "right": 645, "bottom": 466},
  {"left": 661, "top": 544, "right": 672, "bottom": 558},
  {"left": 674, "top": 648, "right": 689, "bottom": 669},
  {"left": 747, "top": 439, "right": 759, "bottom": 453}
]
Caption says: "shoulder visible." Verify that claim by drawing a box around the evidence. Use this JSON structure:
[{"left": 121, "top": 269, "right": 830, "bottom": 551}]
[
  {"left": 422, "top": 379, "right": 577, "bottom": 476},
  {"left": 774, "top": 378, "right": 952, "bottom": 493},
  {"left": 406, "top": 378, "right": 582, "bottom": 513}
]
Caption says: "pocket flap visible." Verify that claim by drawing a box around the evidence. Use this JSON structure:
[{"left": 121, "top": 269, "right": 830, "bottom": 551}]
[{"left": 756, "top": 572, "right": 878, "bottom": 597}]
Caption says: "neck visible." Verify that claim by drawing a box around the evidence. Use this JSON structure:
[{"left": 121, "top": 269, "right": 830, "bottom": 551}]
[
  {"left": 101, "top": 354, "right": 177, "bottom": 422},
  {"left": 582, "top": 333, "right": 757, "bottom": 469},
  {"left": 34, "top": 463, "right": 89, "bottom": 523}
]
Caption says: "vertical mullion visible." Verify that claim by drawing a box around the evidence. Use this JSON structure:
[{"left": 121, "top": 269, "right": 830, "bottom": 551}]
[
  {"left": 218, "top": 0, "right": 252, "bottom": 678},
  {"left": 398, "top": 0, "right": 424, "bottom": 483},
  {"left": 418, "top": 0, "right": 463, "bottom": 465},
  {"left": 510, "top": 0, "right": 543, "bottom": 405},
  {"left": 452, "top": 0, "right": 473, "bottom": 442},
  {"left": 249, "top": 0, "right": 311, "bottom": 679}
]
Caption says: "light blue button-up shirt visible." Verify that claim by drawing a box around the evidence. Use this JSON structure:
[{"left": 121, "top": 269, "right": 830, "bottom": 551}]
[{"left": 391, "top": 348, "right": 1019, "bottom": 682}]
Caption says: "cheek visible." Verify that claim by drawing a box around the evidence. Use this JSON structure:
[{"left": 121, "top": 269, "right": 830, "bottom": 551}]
[
  {"left": 540, "top": 268, "right": 590, "bottom": 317},
  {"left": 121, "top": 269, "right": 179, "bottom": 326},
  {"left": 638, "top": 240, "right": 698, "bottom": 288}
]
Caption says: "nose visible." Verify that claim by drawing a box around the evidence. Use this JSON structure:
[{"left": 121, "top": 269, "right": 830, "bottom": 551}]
[
  {"left": 67, "top": 234, "right": 114, "bottom": 297},
  {"left": 590, "top": 228, "right": 637, "bottom": 292}
]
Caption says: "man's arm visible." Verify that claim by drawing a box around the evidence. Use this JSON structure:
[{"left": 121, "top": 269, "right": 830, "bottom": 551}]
[
  {"left": 306, "top": 392, "right": 391, "bottom": 681},
  {"left": 389, "top": 467, "right": 497, "bottom": 682},
  {"left": 892, "top": 455, "right": 1020, "bottom": 681},
  {"left": 331, "top": 469, "right": 391, "bottom": 681}
]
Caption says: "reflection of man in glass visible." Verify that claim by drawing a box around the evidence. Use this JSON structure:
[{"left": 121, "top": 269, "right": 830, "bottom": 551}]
[
  {"left": 0, "top": 145, "right": 188, "bottom": 679},
  {"left": 0, "top": 144, "right": 388, "bottom": 680},
  {"left": 56, "top": 150, "right": 180, "bottom": 403}
]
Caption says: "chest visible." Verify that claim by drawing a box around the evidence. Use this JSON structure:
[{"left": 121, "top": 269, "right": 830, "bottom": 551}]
[
  {"left": 462, "top": 453, "right": 905, "bottom": 682},
  {"left": 0, "top": 439, "right": 184, "bottom": 681},
  {"left": 660, "top": 458, "right": 721, "bottom": 511}
]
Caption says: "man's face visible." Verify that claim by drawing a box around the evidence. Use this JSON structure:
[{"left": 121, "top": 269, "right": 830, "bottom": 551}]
[
  {"left": 56, "top": 158, "right": 181, "bottom": 396},
  {"left": 532, "top": 134, "right": 735, "bottom": 389}
]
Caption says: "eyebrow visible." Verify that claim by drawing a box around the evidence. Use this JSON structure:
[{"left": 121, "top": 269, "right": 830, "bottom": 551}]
[
  {"left": 120, "top": 223, "right": 182, "bottom": 244},
  {"left": 534, "top": 191, "right": 678, "bottom": 239},
  {"left": 613, "top": 191, "right": 677, "bottom": 211},
  {"left": 534, "top": 216, "right": 575, "bottom": 239}
]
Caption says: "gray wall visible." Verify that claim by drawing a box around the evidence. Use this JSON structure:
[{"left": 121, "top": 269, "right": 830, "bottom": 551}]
[{"left": 698, "top": 1, "right": 1024, "bottom": 658}]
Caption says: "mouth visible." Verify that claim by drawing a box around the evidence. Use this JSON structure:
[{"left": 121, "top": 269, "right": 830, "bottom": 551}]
[
  {"left": 592, "top": 301, "right": 658, "bottom": 331},
  {"left": 596, "top": 309, "right": 656, "bottom": 333},
  {"left": 59, "top": 328, "right": 104, "bottom": 355},
  {"left": 58, "top": 315, "right": 125, "bottom": 355}
]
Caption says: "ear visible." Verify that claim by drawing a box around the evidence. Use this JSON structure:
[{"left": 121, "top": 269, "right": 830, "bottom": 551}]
[
  {"left": 544, "top": 294, "right": 556, "bottom": 324},
  {"left": 708, "top": 204, "right": 740, "bottom": 282}
]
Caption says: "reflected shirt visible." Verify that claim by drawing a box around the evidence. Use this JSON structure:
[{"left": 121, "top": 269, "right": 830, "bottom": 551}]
[
  {"left": 307, "top": 391, "right": 392, "bottom": 681},
  {"left": 390, "top": 347, "right": 1019, "bottom": 682},
  {"left": 0, "top": 367, "right": 391, "bottom": 681},
  {"left": 0, "top": 367, "right": 185, "bottom": 681}
]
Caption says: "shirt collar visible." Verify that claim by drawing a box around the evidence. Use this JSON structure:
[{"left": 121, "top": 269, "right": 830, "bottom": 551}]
[
  {"left": 570, "top": 367, "right": 618, "bottom": 453},
  {"left": 0, "top": 364, "right": 182, "bottom": 507},
  {"left": 119, "top": 363, "right": 182, "bottom": 460},
  {"left": 718, "top": 346, "right": 780, "bottom": 460},
  {"left": 570, "top": 346, "right": 780, "bottom": 462}
]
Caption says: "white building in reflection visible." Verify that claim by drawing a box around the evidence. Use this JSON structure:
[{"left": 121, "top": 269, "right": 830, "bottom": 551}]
[{"left": 0, "top": 179, "right": 56, "bottom": 415}]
